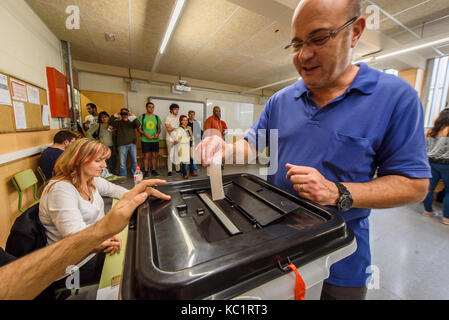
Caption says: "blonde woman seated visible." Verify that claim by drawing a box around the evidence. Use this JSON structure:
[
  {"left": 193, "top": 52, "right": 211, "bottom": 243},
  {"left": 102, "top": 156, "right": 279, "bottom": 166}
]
[
  {"left": 39, "top": 138, "right": 131, "bottom": 285},
  {"left": 176, "top": 115, "right": 198, "bottom": 179}
]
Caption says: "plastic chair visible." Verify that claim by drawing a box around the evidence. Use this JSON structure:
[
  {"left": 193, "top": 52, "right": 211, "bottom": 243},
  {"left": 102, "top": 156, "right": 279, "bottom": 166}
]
[
  {"left": 36, "top": 166, "right": 46, "bottom": 185},
  {"left": 158, "top": 140, "right": 168, "bottom": 168},
  {"left": 11, "top": 169, "right": 40, "bottom": 213}
]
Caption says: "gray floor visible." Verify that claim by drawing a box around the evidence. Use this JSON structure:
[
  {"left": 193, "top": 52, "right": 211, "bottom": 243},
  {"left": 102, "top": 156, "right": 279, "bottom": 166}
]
[
  {"left": 105, "top": 164, "right": 449, "bottom": 300},
  {"left": 368, "top": 202, "right": 449, "bottom": 300}
]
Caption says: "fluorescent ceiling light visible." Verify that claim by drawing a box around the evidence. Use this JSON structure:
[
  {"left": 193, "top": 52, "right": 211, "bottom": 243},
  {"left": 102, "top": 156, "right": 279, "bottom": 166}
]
[
  {"left": 159, "top": 0, "right": 185, "bottom": 55},
  {"left": 360, "top": 36, "right": 449, "bottom": 63}
]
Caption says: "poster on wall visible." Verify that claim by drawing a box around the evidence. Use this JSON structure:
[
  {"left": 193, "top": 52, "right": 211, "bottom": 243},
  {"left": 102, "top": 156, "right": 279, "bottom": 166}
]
[
  {"left": 42, "top": 105, "right": 50, "bottom": 126},
  {"left": 10, "top": 79, "right": 27, "bottom": 102},
  {"left": 27, "top": 84, "right": 40, "bottom": 105},
  {"left": 0, "top": 74, "right": 12, "bottom": 106},
  {"left": 13, "top": 101, "right": 27, "bottom": 129}
]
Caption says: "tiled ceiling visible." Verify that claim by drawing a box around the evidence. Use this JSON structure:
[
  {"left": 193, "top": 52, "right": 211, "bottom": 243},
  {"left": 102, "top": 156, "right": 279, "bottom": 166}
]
[{"left": 25, "top": 0, "right": 449, "bottom": 92}]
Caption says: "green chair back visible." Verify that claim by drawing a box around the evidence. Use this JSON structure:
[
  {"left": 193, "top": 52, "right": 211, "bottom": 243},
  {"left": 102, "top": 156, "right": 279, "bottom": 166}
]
[{"left": 11, "top": 169, "right": 39, "bottom": 213}]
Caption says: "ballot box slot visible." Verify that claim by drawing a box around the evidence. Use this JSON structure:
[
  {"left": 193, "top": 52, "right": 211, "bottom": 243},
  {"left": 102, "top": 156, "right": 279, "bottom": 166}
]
[
  {"left": 179, "top": 182, "right": 233, "bottom": 195},
  {"left": 197, "top": 192, "right": 241, "bottom": 236},
  {"left": 232, "top": 177, "right": 300, "bottom": 215}
]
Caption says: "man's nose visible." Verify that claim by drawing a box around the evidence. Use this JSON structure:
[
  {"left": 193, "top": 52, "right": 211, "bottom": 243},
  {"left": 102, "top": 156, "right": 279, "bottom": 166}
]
[{"left": 297, "top": 44, "right": 315, "bottom": 62}]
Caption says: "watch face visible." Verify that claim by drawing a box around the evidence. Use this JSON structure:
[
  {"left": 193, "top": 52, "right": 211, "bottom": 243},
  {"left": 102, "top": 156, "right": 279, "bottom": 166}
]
[{"left": 339, "top": 195, "right": 353, "bottom": 211}]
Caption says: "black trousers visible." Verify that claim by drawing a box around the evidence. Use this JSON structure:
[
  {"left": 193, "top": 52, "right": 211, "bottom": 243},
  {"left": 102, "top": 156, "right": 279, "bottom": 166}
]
[{"left": 320, "top": 282, "right": 367, "bottom": 300}]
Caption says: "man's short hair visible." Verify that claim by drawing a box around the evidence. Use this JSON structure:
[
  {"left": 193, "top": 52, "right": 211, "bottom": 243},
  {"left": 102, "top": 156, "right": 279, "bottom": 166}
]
[
  {"left": 348, "top": 0, "right": 361, "bottom": 18},
  {"left": 188, "top": 110, "right": 195, "bottom": 115},
  {"left": 86, "top": 103, "right": 97, "bottom": 110},
  {"left": 146, "top": 102, "right": 154, "bottom": 108},
  {"left": 120, "top": 107, "right": 129, "bottom": 113},
  {"left": 53, "top": 130, "right": 76, "bottom": 144}
]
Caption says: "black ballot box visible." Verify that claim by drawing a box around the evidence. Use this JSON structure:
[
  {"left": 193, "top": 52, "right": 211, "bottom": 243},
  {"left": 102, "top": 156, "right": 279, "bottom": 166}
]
[{"left": 121, "top": 174, "right": 356, "bottom": 300}]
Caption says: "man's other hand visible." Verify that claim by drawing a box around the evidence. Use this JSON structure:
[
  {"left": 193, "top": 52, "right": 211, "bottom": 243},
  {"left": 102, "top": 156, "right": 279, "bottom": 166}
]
[{"left": 286, "top": 163, "right": 339, "bottom": 206}]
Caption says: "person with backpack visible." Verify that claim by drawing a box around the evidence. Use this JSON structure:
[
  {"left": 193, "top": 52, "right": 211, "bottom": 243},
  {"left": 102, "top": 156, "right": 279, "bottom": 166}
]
[
  {"left": 138, "top": 102, "right": 162, "bottom": 177},
  {"left": 86, "top": 111, "right": 117, "bottom": 175}
]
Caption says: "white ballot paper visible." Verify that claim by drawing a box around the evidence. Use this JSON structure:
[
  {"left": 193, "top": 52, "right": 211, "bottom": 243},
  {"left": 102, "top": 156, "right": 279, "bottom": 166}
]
[{"left": 207, "top": 155, "right": 225, "bottom": 201}]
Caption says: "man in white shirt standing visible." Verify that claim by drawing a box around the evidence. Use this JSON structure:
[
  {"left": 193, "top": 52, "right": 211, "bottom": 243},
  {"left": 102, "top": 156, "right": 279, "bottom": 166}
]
[
  {"left": 83, "top": 103, "right": 99, "bottom": 131},
  {"left": 165, "top": 103, "right": 181, "bottom": 176}
]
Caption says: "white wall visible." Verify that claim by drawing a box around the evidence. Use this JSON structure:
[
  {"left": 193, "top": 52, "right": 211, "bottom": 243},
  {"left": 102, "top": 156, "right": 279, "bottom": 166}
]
[
  {"left": 79, "top": 72, "right": 267, "bottom": 125},
  {"left": 0, "top": 0, "right": 64, "bottom": 129}
]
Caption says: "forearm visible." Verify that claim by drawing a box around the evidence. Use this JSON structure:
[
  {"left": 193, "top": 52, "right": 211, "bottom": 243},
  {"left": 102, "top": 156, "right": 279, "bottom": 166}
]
[
  {"left": 0, "top": 223, "right": 106, "bottom": 300},
  {"left": 344, "top": 175, "right": 429, "bottom": 209}
]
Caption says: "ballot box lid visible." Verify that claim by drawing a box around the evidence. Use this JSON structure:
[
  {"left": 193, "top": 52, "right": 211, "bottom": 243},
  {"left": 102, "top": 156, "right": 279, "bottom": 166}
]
[{"left": 121, "top": 174, "right": 354, "bottom": 300}]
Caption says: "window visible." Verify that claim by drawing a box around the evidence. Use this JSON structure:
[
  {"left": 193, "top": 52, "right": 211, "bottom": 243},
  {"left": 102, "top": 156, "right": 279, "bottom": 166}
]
[
  {"left": 424, "top": 56, "right": 449, "bottom": 127},
  {"left": 206, "top": 99, "right": 254, "bottom": 142}
]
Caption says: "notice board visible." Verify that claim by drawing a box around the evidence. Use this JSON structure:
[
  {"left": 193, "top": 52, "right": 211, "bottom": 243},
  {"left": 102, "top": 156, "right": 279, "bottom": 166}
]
[{"left": 0, "top": 71, "right": 50, "bottom": 133}]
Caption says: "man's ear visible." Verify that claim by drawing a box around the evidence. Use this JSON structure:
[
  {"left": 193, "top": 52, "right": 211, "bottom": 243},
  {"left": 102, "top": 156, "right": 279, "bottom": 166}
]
[{"left": 351, "top": 17, "right": 366, "bottom": 48}]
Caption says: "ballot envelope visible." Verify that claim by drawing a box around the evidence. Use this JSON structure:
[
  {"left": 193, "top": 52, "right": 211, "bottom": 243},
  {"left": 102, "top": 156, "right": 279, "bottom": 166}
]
[{"left": 121, "top": 173, "right": 356, "bottom": 300}]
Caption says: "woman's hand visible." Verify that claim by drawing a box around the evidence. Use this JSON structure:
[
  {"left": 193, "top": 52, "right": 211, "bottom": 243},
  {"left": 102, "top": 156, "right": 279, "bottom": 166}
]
[
  {"left": 95, "top": 179, "right": 171, "bottom": 239},
  {"left": 93, "top": 235, "right": 122, "bottom": 255}
]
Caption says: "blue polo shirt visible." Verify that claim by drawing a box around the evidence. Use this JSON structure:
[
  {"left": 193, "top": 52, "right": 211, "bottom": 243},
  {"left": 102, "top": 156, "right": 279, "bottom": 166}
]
[{"left": 245, "top": 63, "right": 431, "bottom": 287}]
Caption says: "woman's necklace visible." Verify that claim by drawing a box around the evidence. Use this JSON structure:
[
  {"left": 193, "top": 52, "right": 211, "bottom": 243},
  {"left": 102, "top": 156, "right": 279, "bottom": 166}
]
[{"left": 80, "top": 187, "right": 92, "bottom": 201}]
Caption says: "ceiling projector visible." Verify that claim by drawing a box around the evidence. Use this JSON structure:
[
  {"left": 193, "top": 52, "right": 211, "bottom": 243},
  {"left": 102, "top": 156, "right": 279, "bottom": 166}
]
[{"left": 173, "top": 80, "right": 191, "bottom": 94}]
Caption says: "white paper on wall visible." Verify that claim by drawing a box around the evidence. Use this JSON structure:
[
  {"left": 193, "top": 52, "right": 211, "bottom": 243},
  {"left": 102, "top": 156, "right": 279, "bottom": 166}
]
[
  {"left": 0, "top": 74, "right": 12, "bottom": 106},
  {"left": 10, "top": 79, "right": 27, "bottom": 102},
  {"left": 27, "top": 85, "right": 40, "bottom": 104},
  {"left": 13, "top": 101, "right": 27, "bottom": 129},
  {"left": 42, "top": 105, "right": 50, "bottom": 126}
]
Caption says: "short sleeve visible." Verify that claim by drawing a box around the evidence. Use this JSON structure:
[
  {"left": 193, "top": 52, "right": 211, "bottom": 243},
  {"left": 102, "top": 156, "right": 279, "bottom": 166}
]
[
  {"left": 376, "top": 89, "right": 431, "bottom": 178},
  {"left": 244, "top": 99, "right": 271, "bottom": 151}
]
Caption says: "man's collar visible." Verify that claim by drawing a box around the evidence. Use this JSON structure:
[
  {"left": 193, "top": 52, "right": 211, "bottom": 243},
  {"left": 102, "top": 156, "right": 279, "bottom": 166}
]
[
  {"left": 348, "top": 62, "right": 378, "bottom": 95},
  {"left": 294, "top": 62, "right": 378, "bottom": 98}
]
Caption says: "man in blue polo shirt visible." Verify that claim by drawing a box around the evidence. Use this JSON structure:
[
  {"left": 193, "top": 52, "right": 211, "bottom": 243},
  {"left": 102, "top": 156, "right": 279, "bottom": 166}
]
[{"left": 197, "top": 0, "right": 431, "bottom": 300}]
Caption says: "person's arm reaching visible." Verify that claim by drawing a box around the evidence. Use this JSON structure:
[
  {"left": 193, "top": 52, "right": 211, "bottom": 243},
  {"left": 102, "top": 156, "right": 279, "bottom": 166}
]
[
  {"left": 86, "top": 123, "right": 99, "bottom": 139},
  {"left": 0, "top": 179, "right": 171, "bottom": 300},
  {"left": 195, "top": 135, "right": 257, "bottom": 166},
  {"left": 108, "top": 114, "right": 120, "bottom": 129}
]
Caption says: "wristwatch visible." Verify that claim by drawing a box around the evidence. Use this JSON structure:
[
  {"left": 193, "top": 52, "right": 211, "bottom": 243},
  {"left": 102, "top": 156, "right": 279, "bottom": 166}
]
[{"left": 335, "top": 182, "right": 353, "bottom": 211}]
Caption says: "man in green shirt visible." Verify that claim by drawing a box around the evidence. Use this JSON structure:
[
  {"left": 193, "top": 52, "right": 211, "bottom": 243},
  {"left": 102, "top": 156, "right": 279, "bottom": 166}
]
[{"left": 138, "top": 102, "right": 162, "bottom": 177}]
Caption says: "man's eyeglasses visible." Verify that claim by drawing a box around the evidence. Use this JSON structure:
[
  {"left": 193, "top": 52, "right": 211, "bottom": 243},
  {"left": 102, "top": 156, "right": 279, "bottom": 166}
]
[{"left": 285, "top": 17, "right": 358, "bottom": 54}]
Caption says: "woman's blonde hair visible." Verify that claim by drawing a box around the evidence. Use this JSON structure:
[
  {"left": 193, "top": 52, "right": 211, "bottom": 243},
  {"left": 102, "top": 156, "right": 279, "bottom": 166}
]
[{"left": 50, "top": 138, "right": 111, "bottom": 191}]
